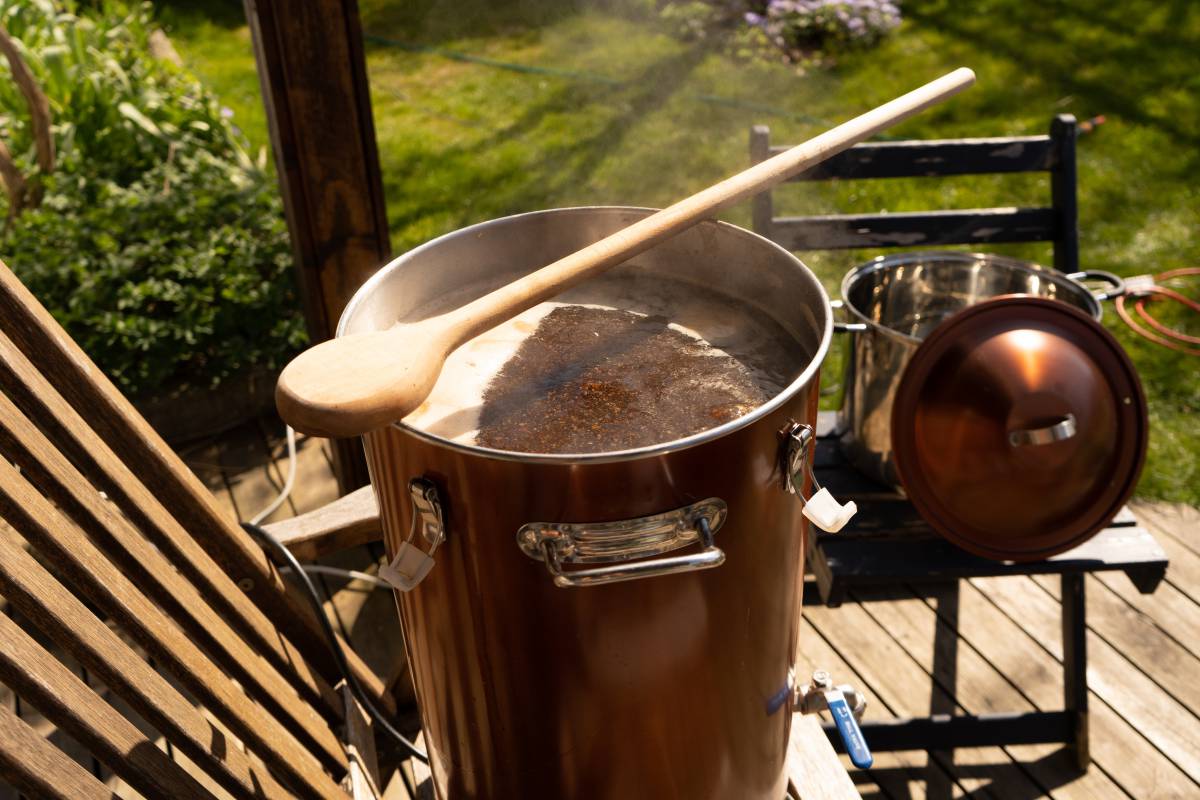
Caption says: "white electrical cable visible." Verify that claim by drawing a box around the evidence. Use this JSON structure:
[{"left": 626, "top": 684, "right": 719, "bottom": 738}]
[
  {"left": 249, "top": 424, "right": 297, "bottom": 525},
  {"left": 280, "top": 564, "right": 394, "bottom": 590},
  {"left": 250, "top": 426, "right": 393, "bottom": 590}
]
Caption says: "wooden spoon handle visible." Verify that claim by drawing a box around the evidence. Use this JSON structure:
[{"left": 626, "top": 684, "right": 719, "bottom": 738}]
[
  {"left": 278, "top": 68, "right": 975, "bottom": 439},
  {"left": 447, "top": 67, "right": 976, "bottom": 345}
]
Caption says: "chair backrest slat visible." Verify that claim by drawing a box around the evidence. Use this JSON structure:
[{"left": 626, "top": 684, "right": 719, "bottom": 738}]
[
  {"left": 0, "top": 529, "right": 302, "bottom": 800},
  {"left": 0, "top": 329, "right": 341, "bottom": 720},
  {"left": 0, "top": 261, "right": 394, "bottom": 717},
  {"left": 0, "top": 384, "right": 347, "bottom": 770},
  {"left": 0, "top": 453, "right": 350, "bottom": 798},
  {"left": 769, "top": 207, "right": 1057, "bottom": 251},
  {"left": 775, "top": 135, "right": 1056, "bottom": 181},
  {"left": 0, "top": 700, "right": 119, "bottom": 800},
  {"left": 0, "top": 613, "right": 216, "bottom": 800},
  {"left": 749, "top": 115, "right": 1079, "bottom": 273}
]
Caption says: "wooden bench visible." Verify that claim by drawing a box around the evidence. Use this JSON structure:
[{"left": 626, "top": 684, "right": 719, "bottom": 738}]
[{"left": 0, "top": 258, "right": 401, "bottom": 799}]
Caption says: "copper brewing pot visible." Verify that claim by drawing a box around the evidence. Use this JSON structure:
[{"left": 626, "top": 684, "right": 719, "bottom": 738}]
[{"left": 338, "top": 208, "right": 833, "bottom": 799}]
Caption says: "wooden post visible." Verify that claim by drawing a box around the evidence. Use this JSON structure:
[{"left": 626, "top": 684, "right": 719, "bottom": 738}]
[
  {"left": 749, "top": 125, "right": 774, "bottom": 239},
  {"left": 1062, "top": 572, "right": 1090, "bottom": 769},
  {"left": 1050, "top": 114, "right": 1079, "bottom": 274},
  {"left": 244, "top": 0, "right": 389, "bottom": 492}
]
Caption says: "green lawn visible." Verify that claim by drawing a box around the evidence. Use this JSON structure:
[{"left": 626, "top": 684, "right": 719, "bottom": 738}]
[{"left": 158, "top": 0, "right": 1199, "bottom": 504}]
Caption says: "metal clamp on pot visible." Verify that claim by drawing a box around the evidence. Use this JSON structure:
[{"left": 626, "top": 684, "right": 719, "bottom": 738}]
[
  {"left": 781, "top": 422, "right": 858, "bottom": 533},
  {"left": 517, "top": 498, "right": 727, "bottom": 588},
  {"left": 794, "top": 669, "right": 873, "bottom": 769},
  {"left": 379, "top": 478, "right": 446, "bottom": 591}
]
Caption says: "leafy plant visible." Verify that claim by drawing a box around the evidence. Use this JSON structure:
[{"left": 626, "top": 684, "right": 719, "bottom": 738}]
[{"left": 0, "top": 0, "right": 304, "bottom": 397}]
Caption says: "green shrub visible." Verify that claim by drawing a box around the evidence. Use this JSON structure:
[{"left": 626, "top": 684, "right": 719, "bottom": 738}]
[{"left": 0, "top": 0, "right": 304, "bottom": 397}]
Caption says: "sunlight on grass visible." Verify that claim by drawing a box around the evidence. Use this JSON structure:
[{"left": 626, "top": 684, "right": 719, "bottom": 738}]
[{"left": 160, "top": 0, "right": 1198, "bottom": 503}]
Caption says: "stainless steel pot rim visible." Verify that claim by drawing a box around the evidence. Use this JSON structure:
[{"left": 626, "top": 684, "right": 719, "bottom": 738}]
[
  {"left": 838, "top": 250, "right": 1104, "bottom": 346},
  {"left": 337, "top": 206, "right": 833, "bottom": 465}
]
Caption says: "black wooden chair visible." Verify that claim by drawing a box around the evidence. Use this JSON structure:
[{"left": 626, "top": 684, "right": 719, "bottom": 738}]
[
  {"left": 750, "top": 114, "right": 1079, "bottom": 272},
  {"left": 749, "top": 115, "right": 1168, "bottom": 769}
]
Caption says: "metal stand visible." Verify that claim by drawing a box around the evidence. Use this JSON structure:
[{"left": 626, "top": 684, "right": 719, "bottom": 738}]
[{"left": 808, "top": 415, "right": 1166, "bottom": 766}]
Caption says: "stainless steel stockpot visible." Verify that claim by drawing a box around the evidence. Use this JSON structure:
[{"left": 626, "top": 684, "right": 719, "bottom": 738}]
[
  {"left": 835, "top": 251, "right": 1121, "bottom": 488},
  {"left": 338, "top": 207, "right": 834, "bottom": 799}
]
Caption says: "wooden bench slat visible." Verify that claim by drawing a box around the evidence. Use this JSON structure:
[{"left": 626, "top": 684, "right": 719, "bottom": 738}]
[
  {"left": 0, "top": 613, "right": 216, "bottom": 800},
  {"left": 769, "top": 207, "right": 1057, "bottom": 251},
  {"left": 0, "top": 459, "right": 349, "bottom": 799},
  {"left": 0, "top": 330, "right": 342, "bottom": 719},
  {"left": 0, "top": 386, "right": 347, "bottom": 766},
  {"left": 771, "top": 135, "right": 1056, "bottom": 181},
  {"left": 0, "top": 261, "right": 390, "bottom": 714},
  {"left": 263, "top": 485, "right": 381, "bottom": 561},
  {"left": 787, "top": 714, "right": 862, "bottom": 799},
  {"left": 0, "top": 701, "right": 118, "bottom": 800},
  {"left": 0, "top": 530, "right": 305, "bottom": 800}
]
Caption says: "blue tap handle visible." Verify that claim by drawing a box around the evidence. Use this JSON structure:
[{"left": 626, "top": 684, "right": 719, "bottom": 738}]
[{"left": 827, "top": 691, "right": 873, "bottom": 769}]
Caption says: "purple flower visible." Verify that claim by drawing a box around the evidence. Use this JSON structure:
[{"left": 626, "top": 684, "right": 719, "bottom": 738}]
[{"left": 742, "top": 0, "right": 903, "bottom": 51}]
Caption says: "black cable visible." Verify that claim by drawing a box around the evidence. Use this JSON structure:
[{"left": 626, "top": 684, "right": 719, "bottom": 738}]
[{"left": 241, "top": 522, "right": 430, "bottom": 765}]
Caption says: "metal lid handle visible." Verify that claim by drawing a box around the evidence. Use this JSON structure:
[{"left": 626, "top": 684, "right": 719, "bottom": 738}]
[{"left": 1008, "top": 413, "right": 1077, "bottom": 447}]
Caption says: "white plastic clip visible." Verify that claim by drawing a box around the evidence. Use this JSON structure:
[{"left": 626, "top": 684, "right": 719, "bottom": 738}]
[
  {"left": 801, "top": 488, "right": 858, "bottom": 533},
  {"left": 380, "top": 543, "right": 436, "bottom": 591}
]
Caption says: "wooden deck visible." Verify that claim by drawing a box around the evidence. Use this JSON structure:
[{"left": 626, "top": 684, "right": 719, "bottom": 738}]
[{"left": 13, "top": 412, "right": 1192, "bottom": 798}]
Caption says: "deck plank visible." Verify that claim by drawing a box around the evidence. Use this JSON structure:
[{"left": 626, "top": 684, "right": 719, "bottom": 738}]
[
  {"left": 1032, "top": 574, "right": 1200, "bottom": 715},
  {"left": 1130, "top": 503, "right": 1200, "bottom": 605},
  {"left": 860, "top": 584, "right": 1131, "bottom": 799},
  {"left": 220, "top": 421, "right": 288, "bottom": 525},
  {"left": 806, "top": 599, "right": 1035, "bottom": 799},
  {"left": 971, "top": 576, "right": 1200, "bottom": 793},
  {"left": 1133, "top": 502, "right": 1200, "bottom": 558},
  {"left": 281, "top": 435, "right": 341, "bottom": 516},
  {"left": 949, "top": 579, "right": 1186, "bottom": 796},
  {"left": 789, "top": 713, "right": 863, "bottom": 799},
  {"left": 798, "top": 615, "right": 966, "bottom": 800},
  {"left": 1089, "top": 573, "right": 1200, "bottom": 660},
  {"left": 179, "top": 438, "right": 240, "bottom": 523}
]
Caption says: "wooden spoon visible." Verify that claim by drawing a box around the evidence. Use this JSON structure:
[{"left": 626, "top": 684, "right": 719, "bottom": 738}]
[{"left": 278, "top": 68, "right": 975, "bottom": 438}]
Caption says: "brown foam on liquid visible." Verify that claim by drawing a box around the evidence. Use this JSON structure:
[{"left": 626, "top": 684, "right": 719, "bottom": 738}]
[
  {"left": 475, "top": 306, "right": 772, "bottom": 453},
  {"left": 399, "top": 269, "right": 804, "bottom": 452}
]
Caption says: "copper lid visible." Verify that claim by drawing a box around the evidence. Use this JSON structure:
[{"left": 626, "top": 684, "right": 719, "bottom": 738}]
[{"left": 891, "top": 296, "right": 1147, "bottom": 562}]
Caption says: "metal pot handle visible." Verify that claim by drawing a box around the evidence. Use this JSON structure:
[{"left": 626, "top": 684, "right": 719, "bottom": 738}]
[
  {"left": 517, "top": 499, "right": 727, "bottom": 588},
  {"left": 1066, "top": 270, "right": 1126, "bottom": 302},
  {"left": 830, "top": 299, "right": 869, "bottom": 333}
]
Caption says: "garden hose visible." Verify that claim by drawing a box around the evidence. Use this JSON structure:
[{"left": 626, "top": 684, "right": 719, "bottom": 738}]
[{"left": 1115, "top": 268, "right": 1200, "bottom": 355}]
